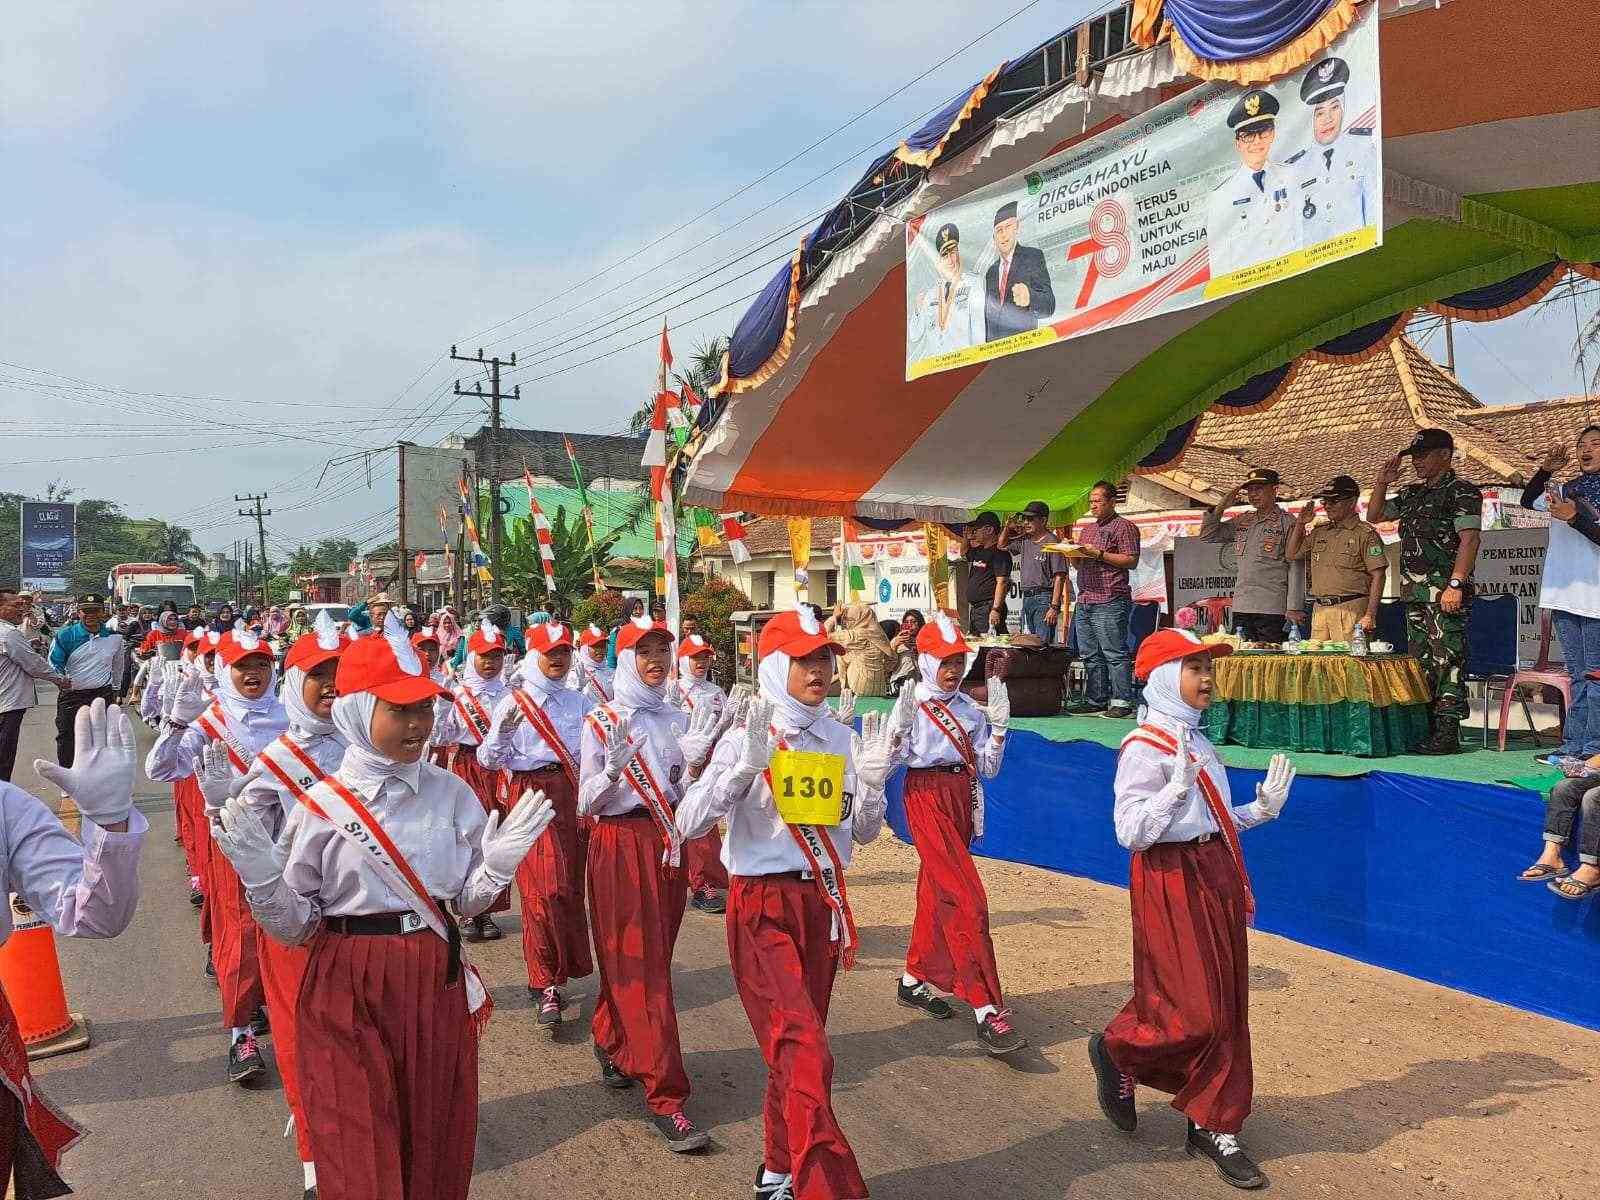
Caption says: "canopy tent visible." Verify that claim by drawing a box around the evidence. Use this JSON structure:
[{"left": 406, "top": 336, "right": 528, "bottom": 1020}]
[{"left": 683, "top": 0, "right": 1600, "bottom": 521}]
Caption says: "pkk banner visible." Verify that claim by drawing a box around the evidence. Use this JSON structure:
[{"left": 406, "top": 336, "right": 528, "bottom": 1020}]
[{"left": 905, "top": 3, "right": 1380, "bottom": 381}]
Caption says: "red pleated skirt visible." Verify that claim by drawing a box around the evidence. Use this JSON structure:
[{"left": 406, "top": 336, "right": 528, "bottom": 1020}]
[
  {"left": 1103, "top": 837, "right": 1253, "bottom": 1133},
  {"left": 728, "top": 874, "right": 865, "bottom": 1200},
  {"left": 296, "top": 930, "right": 477, "bottom": 1200},
  {"left": 505, "top": 766, "right": 592, "bottom": 990},
  {"left": 259, "top": 935, "right": 313, "bottom": 1161},
  {"left": 685, "top": 826, "right": 730, "bottom": 893},
  {"left": 587, "top": 814, "right": 689, "bottom": 1115},
  {"left": 196, "top": 803, "right": 217, "bottom": 947},
  {"left": 173, "top": 774, "right": 205, "bottom": 881},
  {"left": 449, "top": 748, "right": 510, "bottom": 914},
  {"left": 903, "top": 767, "right": 1004, "bottom": 1010},
  {"left": 209, "top": 848, "right": 265, "bottom": 1028}
]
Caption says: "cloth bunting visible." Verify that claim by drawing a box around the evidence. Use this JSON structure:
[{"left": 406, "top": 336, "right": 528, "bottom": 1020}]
[
  {"left": 523, "top": 469, "right": 557, "bottom": 595},
  {"left": 786, "top": 517, "right": 812, "bottom": 576},
  {"left": 841, "top": 517, "right": 866, "bottom": 598},
  {"left": 436, "top": 505, "right": 449, "bottom": 535},
  {"left": 720, "top": 513, "right": 751, "bottom": 564},
  {"left": 563, "top": 436, "right": 604, "bottom": 590},
  {"left": 457, "top": 474, "right": 471, "bottom": 513}
]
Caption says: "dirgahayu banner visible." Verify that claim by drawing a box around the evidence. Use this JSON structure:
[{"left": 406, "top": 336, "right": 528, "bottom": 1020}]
[{"left": 904, "top": 3, "right": 1380, "bottom": 381}]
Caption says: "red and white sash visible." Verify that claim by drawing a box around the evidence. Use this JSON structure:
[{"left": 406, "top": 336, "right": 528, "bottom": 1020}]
[
  {"left": 509, "top": 689, "right": 580, "bottom": 790},
  {"left": 297, "top": 773, "right": 494, "bottom": 1034},
  {"left": 1122, "top": 723, "right": 1255, "bottom": 922},
  {"left": 451, "top": 688, "right": 494, "bottom": 746},
  {"left": 587, "top": 705, "right": 683, "bottom": 867},
  {"left": 194, "top": 701, "right": 250, "bottom": 771},
  {"left": 256, "top": 733, "right": 333, "bottom": 803},
  {"left": 764, "top": 730, "right": 859, "bottom": 969},
  {"left": 918, "top": 698, "right": 985, "bottom": 836},
  {"left": 584, "top": 667, "right": 610, "bottom": 704},
  {"left": 0, "top": 952, "right": 82, "bottom": 1180}
]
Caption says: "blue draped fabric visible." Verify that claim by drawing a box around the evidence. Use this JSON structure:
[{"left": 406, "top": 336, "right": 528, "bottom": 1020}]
[
  {"left": 1158, "top": 0, "right": 1340, "bottom": 62},
  {"left": 1436, "top": 261, "right": 1562, "bottom": 313},
  {"left": 1215, "top": 361, "right": 1295, "bottom": 408},
  {"left": 1136, "top": 416, "right": 1198, "bottom": 471},
  {"left": 723, "top": 258, "right": 798, "bottom": 384},
  {"left": 1314, "top": 311, "right": 1405, "bottom": 358}
]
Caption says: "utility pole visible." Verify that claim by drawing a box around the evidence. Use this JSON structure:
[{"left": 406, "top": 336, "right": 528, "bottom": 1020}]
[
  {"left": 396, "top": 443, "right": 410, "bottom": 606},
  {"left": 1443, "top": 315, "right": 1456, "bottom": 374},
  {"left": 236, "top": 494, "right": 271, "bottom": 608},
  {"left": 451, "top": 346, "right": 518, "bottom": 604}
]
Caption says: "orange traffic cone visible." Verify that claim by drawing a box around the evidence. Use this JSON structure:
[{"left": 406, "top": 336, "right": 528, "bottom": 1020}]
[{"left": 0, "top": 895, "right": 91, "bottom": 1060}]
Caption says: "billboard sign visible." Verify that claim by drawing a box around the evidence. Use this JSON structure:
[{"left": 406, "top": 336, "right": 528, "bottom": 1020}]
[{"left": 20, "top": 501, "right": 77, "bottom": 592}]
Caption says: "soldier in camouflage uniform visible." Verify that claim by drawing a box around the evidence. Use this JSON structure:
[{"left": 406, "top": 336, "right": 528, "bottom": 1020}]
[{"left": 1368, "top": 428, "right": 1483, "bottom": 754}]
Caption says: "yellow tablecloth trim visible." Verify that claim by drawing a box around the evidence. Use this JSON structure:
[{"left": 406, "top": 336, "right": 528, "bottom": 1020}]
[{"left": 1212, "top": 654, "right": 1432, "bottom": 706}]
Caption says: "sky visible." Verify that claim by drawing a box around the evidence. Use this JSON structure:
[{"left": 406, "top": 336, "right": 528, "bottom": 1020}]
[{"left": 3, "top": 1, "right": 1595, "bottom": 560}]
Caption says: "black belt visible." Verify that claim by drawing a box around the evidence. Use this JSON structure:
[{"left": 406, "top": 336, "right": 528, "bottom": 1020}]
[
  {"left": 602, "top": 808, "right": 658, "bottom": 820},
  {"left": 1311, "top": 594, "right": 1364, "bottom": 605},
  {"left": 909, "top": 763, "right": 969, "bottom": 775},
  {"left": 734, "top": 870, "right": 809, "bottom": 883},
  {"left": 1165, "top": 833, "right": 1215, "bottom": 846},
  {"left": 1021, "top": 585, "right": 1052, "bottom": 597},
  {"left": 323, "top": 906, "right": 460, "bottom": 984},
  {"left": 511, "top": 763, "right": 565, "bottom": 774}
]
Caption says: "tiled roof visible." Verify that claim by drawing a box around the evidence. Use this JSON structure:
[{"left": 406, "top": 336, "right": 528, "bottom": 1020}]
[
  {"left": 698, "top": 515, "right": 842, "bottom": 558},
  {"left": 1457, "top": 395, "right": 1600, "bottom": 484},
  {"left": 464, "top": 427, "right": 649, "bottom": 486}
]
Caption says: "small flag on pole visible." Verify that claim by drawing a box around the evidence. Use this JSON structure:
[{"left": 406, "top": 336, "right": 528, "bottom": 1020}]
[
  {"left": 719, "top": 513, "right": 751, "bottom": 564},
  {"left": 413, "top": 552, "right": 427, "bottom": 574},
  {"left": 524, "top": 469, "right": 557, "bottom": 596},
  {"left": 641, "top": 391, "right": 672, "bottom": 468}
]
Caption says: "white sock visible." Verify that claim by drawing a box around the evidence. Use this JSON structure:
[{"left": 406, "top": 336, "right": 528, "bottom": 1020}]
[
  {"left": 303, "top": 1161, "right": 317, "bottom": 1188},
  {"left": 761, "top": 1168, "right": 789, "bottom": 1185},
  {"left": 901, "top": 973, "right": 919, "bottom": 987},
  {"left": 230, "top": 1026, "right": 249, "bottom": 1042},
  {"left": 974, "top": 1005, "right": 997, "bottom": 1024}
]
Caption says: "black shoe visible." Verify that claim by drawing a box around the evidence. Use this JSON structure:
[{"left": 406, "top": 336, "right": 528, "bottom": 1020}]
[
  {"left": 896, "top": 979, "right": 952, "bottom": 1020},
  {"left": 227, "top": 1032, "right": 266, "bottom": 1084},
  {"left": 690, "top": 888, "right": 727, "bottom": 915},
  {"left": 251, "top": 1006, "right": 270, "bottom": 1038},
  {"left": 594, "top": 1042, "right": 634, "bottom": 1089},
  {"left": 1088, "top": 1032, "right": 1137, "bottom": 1132},
  {"left": 479, "top": 914, "right": 503, "bottom": 940},
  {"left": 1102, "top": 703, "right": 1134, "bottom": 720},
  {"left": 1416, "top": 723, "right": 1463, "bottom": 756},
  {"left": 460, "top": 915, "right": 486, "bottom": 943},
  {"left": 535, "top": 987, "right": 563, "bottom": 1030},
  {"left": 203, "top": 948, "right": 217, "bottom": 984},
  {"left": 188, "top": 883, "right": 204, "bottom": 907},
  {"left": 977, "top": 1009, "right": 1027, "bottom": 1055},
  {"left": 1186, "top": 1122, "right": 1266, "bottom": 1190},
  {"left": 651, "top": 1110, "right": 710, "bottom": 1153},
  {"left": 753, "top": 1164, "right": 795, "bottom": 1199},
  {"left": 1066, "top": 700, "right": 1107, "bottom": 716},
  {"left": 304, "top": 1189, "right": 317, "bottom": 1200}
]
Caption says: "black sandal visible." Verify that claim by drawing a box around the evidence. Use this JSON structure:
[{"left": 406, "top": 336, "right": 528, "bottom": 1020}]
[
  {"left": 1519, "top": 863, "right": 1570, "bottom": 881},
  {"left": 1548, "top": 876, "right": 1600, "bottom": 900}
]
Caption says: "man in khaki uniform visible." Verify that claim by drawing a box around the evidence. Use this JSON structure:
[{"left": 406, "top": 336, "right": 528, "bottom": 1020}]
[{"left": 1286, "top": 474, "right": 1387, "bottom": 640}]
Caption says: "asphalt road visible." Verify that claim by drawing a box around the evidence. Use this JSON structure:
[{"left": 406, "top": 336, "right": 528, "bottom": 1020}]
[{"left": 14, "top": 693, "right": 1600, "bottom": 1200}]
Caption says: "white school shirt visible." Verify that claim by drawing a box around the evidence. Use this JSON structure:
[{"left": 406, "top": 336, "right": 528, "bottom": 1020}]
[
  {"left": 1533, "top": 490, "right": 1600, "bottom": 620},
  {"left": 431, "top": 680, "right": 507, "bottom": 747},
  {"left": 476, "top": 685, "right": 591, "bottom": 772},
  {"left": 677, "top": 714, "right": 881, "bottom": 877},
  {"left": 678, "top": 677, "right": 725, "bottom": 715},
  {"left": 0, "top": 782, "right": 148, "bottom": 943},
  {"left": 901, "top": 691, "right": 1006, "bottom": 777},
  {"left": 250, "top": 761, "right": 498, "bottom": 946},
  {"left": 144, "top": 710, "right": 287, "bottom": 793},
  {"left": 236, "top": 727, "right": 348, "bottom": 838},
  {"left": 576, "top": 703, "right": 688, "bottom": 818},
  {"left": 1112, "top": 710, "right": 1270, "bottom": 851}
]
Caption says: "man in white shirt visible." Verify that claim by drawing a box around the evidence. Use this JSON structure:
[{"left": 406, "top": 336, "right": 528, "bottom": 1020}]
[
  {"left": 0, "top": 587, "right": 72, "bottom": 782},
  {"left": 47, "top": 594, "right": 125, "bottom": 767},
  {"left": 910, "top": 222, "right": 984, "bottom": 359},
  {"left": 1285, "top": 55, "right": 1377, "bottom": 250},
  {"left": 1205, "top": 89, "right": 1296, "bottom": 280}
]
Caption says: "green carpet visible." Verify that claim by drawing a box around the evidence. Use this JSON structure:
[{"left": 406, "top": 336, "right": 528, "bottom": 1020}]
[{"left": 856, "top": 698, "right": 1562, "bottom": 791}]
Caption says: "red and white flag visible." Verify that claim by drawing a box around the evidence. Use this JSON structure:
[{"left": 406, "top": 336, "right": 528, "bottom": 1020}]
[
  {"left": 524, "top": 469, "right": 557, "bottom": 595},
  {"left": 413, "top": 552, "right": 427, "bottom": 574},
  {"left": 642, "top": 320, "right": 673, "bottom": 467},
  {"left": 720, "top": 512, "right": 751, "bottom": 564}
]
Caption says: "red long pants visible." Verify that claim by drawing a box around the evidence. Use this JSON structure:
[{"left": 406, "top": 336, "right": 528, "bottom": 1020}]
[
  {"left": 259, "top": 936, "right": 314, "bottom": 1160},
  {"left": 902, "top": 767, "right": 1004, "bottom": 1010},
  {"left": 728, "top": 874, "right": 866, "bottom": 1200},
  {"left": 1102, "top": 838, "right": 1253, "bottom": 1134},
  {"left": 587, "top": 813, "right": 690, "bottom": 1115},
  {"left": 505, "top": 766, "right": 592, "bottom": 990},
  {"left": 685, "top": 827, "right": 730, "bottom": 893}
]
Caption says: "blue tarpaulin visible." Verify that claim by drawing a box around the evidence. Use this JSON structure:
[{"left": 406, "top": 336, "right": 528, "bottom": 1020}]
[{"left": 885, "top": 729, "right": 1600, "bottom": 1032}]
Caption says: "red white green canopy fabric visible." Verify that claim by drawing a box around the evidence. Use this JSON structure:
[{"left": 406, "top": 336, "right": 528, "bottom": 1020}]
[{"left": 684, "top": 0, "right": 1600, "bottom": 521}]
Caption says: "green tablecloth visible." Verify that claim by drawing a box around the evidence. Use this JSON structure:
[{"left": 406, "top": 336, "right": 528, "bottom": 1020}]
[{"left": 1202, "top": 653, "right": 1432, "bottom": 757}]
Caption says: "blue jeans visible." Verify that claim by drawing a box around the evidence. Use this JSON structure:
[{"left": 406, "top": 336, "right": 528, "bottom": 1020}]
[
  {"left": 1553, "top": 610, "right": 1600, "bottom": 756},
  {"left": 1022, "top": 591, "right": 1056, "bottom": 644},
  {"left": 1079, "top": 597, "right": 1134, "bottom": 707}
]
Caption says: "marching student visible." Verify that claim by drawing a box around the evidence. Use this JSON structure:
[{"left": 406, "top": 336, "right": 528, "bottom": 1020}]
[
  {"left": 888, "top": 614, "right": 1024, "bottom": 1054},
  {"left": 411, "top": 623, "right": 451, "bottom": 687},
  {"left": 6, "top": 700, "right": 147, "bottom": 1197},
  {"left": 232, "top": 610, "right": 349, "bottom": 1199},
  {"left": 573, "top": 623, "right": 615, "bottom": 703},
  {"left": 677, "top": 634, "right": 732, "bottom": 915},
  {"left": 147, "top": 626, "right": 287, "bottom": 1085},
  {"left": 476, "top": 621, "right": 594, "bottom": 1031},
  {"left": 1087, "top": 628, "right": 1296, "bottom": 1190},
  {"left": 678, "top": 608, "right": 895, "bottom": 1199},
  {"left": 430, "top": 619, "right": 512, "bottom": 941},
  {"left": 577, "top": 615, "right": 723, "bottom": 1151},
  {"left": 215, "top": 616, "right": 555, "bottom": 1200},
  {"left": 163, "top": 627, "right": 221, "bottom": 917}
]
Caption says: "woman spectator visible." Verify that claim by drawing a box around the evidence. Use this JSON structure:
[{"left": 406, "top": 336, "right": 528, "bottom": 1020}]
[
  {"left": 826, "top": 602, "right": 898, "bottom": 697},
  {"left": 435, "top": 609, "right": 464, "bottom": 659},
  {"left": 1522, "top": 428, "right": 1600, "bottom": 766},
  {"left": 265, "top": 606, "right": 288, "bottom": 639},
  {"left": 888, "top": 609, "right": 926, "bottom": 691}
]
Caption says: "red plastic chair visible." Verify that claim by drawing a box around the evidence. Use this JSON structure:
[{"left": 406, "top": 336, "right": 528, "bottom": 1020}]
[
  {"left": 1196, "top": 596, "right": 1232, "bottom": 635},
  {"left": 1495, "top": 611, "right": 1571, "bottom": 751}
]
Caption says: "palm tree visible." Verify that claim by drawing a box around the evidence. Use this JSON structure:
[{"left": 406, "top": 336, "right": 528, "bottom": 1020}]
[
  {"left": 628, "top": 334, "right": 729, "bottom": 435},
  {"left": 1579, "top": 307, "right": 1600, "bottom": 391}
]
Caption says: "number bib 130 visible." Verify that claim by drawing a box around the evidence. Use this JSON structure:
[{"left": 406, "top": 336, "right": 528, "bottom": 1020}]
[{"left": 770, "top": 749, "right": 846, "bottom": 826}]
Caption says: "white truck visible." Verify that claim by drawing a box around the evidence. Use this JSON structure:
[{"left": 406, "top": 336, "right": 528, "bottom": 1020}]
[{"left": 109, "top": 563, "right": 197, "bottom": 609}]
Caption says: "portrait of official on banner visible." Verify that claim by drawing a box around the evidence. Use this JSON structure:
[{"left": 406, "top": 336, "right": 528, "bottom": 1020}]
[{"left": 904, "top": 3, "right": 1381, "bottom": 380}]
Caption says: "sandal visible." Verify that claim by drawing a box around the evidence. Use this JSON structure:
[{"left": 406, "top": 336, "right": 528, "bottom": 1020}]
[
  {"left": 1519, "top": 863, "right": 1570, "bottom": 881},
  {"left": 1548, "top": 876, "right": 1600, "bottom": 900}
]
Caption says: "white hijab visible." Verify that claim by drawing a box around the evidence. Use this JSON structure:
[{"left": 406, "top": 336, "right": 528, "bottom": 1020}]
[
  {"left": 331, "top": 692, "right": 423, "bottom": 794},
  {"left": 520, "top": 648, "right": 570, "bottom": 701},
  {"left": 1140, "top": 658, "right": 1204, "bottom": 729},
  {"left": 615, "top": 645, "right": 670, "bottom": 714},
  {"left": 757, "top": 649, "right": 833, "bottom": 737},
  {"left": 281, "top": 664, "right": 339, "bottom": 746},
  {"left": 214, "top": 652, "right": 287, "bottom": 753},
  {"left": 459, "top": 648, "right": 508, "bottom": 706}
]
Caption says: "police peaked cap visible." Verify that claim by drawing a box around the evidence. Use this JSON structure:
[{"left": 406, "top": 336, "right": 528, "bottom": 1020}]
[
  {"left": 1300, "top": 57, "right": 1350, "bottom": 105},
  {"left": 935, "top": 223, "right": 960, "bottom": 254},
  {"left": 1227, "top": 89, "right": 1279, "bottom": 132}
]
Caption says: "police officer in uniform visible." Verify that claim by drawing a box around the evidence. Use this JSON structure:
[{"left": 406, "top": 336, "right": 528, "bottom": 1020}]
[
  {"left": 1368, "top": 430, "right": 1482, "bottom": 755},
  {"left": 1286, "top": 474, "right": 1389, "bottom": 641},
  {"left": 1200, "top": 467, "right": 1306, "bottom": 642},
  {"left": 1285, "top": 56, "right": 1377, "bottom": 248},
  {"left": 1205, "top": 89, "right": 1296, "bottom": 279},
  {"left": 910, "top": 222, "right": 983, "bottom": 357}
]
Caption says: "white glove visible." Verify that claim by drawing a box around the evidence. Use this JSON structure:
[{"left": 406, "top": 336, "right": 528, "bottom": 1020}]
[
  {"left": 168, "top": 665, "right": 208, "bottom": 724},
  {"left": 736, "top": 699, "right": 780, "bottom": 782},
  {"left": 889, "top": 679, "right": 918, "bottom": 741},
  {"left": 160, "top": 660, "right": 183, "bottom": 720},
  {"left": 481, "top": 787, "right": 555, "bottom": 881},
  {"left": 215, "top": 794, "right": 285, "bottom": 890},
  {"left": 198, "top": 739, "right": 249, "bottom": 810},
  {"left": 499, "top": 701, "right": 526, "bottom": 737},
  {"left": 33, "top": 699, "right": 136, "bottom": 827},
  {"left": 834, "top": 688, "right": 857, "bottom": 725},
  {"left": 1255, "top": 753, "right": 1296, "bottom": 818},
  {"left": 706, "top": 684, "right": 748, "bottom": 749},
  {"left": 603, "top": 714, "right": 642, "bottom": 782},
  {"left": 432, "top": 693, "right": 453, "bottom": 725},
  {"left": 986, "top": 678, "right": 1010, "bottom": 735},
  {"left": 1172, "top": 725, "right": 1202, "bottom": 794},
  {"left": 679, "top": 698, "right": 721, "bottom": 767},
  {"left": 852, "top": 710, "right": 894, "bottom": 793},
  {"left": 193, "top": 660, "right": 217, "bottom": 693}
]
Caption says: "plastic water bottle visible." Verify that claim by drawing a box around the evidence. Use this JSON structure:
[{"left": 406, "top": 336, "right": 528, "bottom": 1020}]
[
  {"left": 1285, "top": 621, "right": 1302, "bottom": 655},
  {"left": 1351, "top": 623, "right": 1369, "bottom": 658}
]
